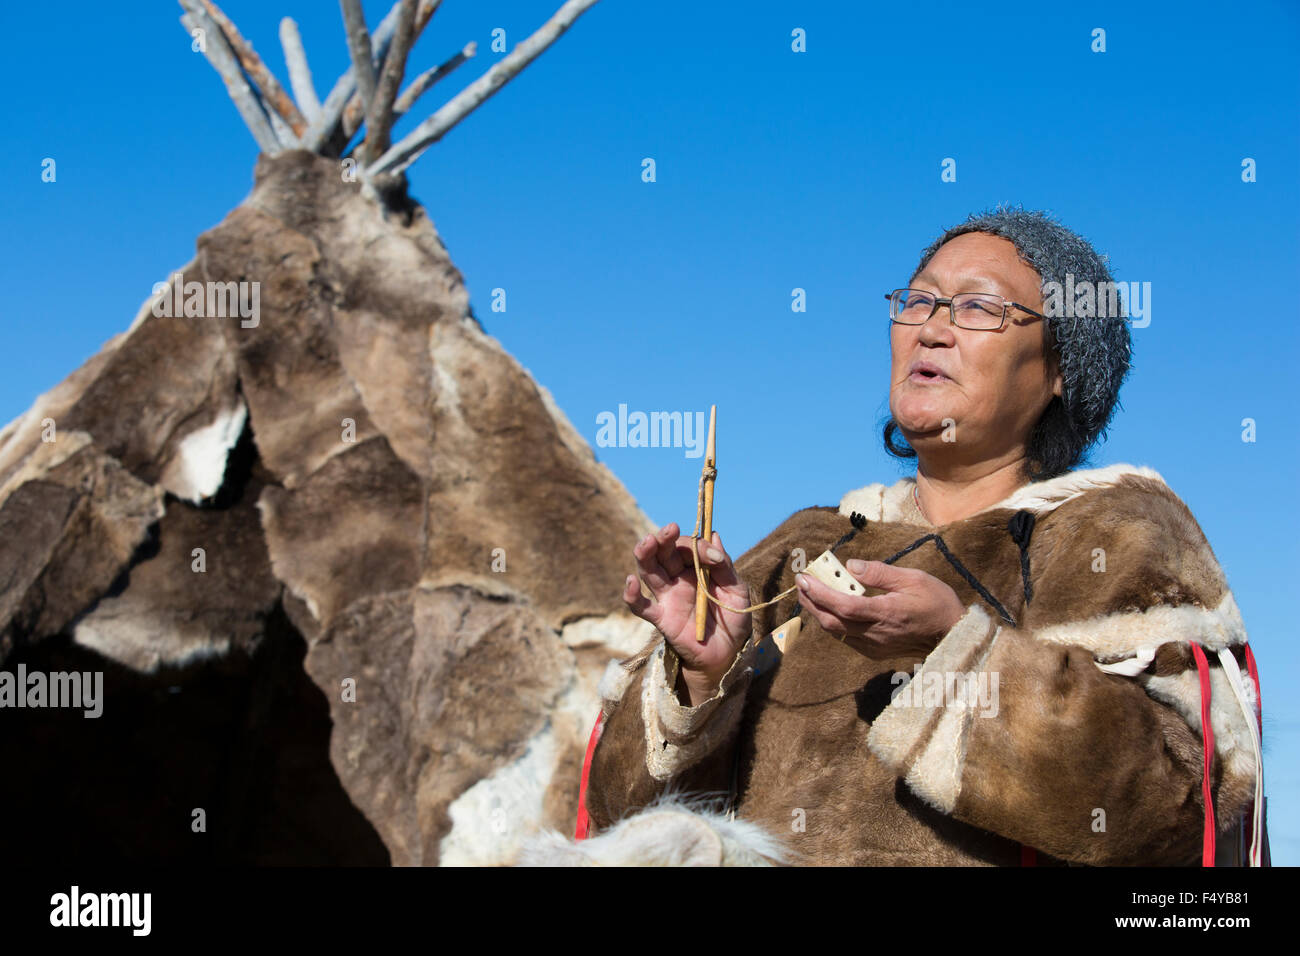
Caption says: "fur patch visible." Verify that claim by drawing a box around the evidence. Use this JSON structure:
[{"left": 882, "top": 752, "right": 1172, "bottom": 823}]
[
  {"left": 563, "top": 613, "right": 658, "bottom": 657},
  {"left": 439, "top": 711, "right": 560, "bottom": 865},
  {"left": 159, "top": 400, "right": 248, "bottom": 503},
  {"left": 513, "top": 791, "right": 789, "bottom": 866},
  {"left": 597, "top": 657, "right": 637, "bottom": 716}
]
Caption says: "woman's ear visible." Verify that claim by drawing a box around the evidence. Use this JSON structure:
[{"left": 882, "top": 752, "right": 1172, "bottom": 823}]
[{"left": 1047, "top": 349, "right": 1064, "bottom": 398}]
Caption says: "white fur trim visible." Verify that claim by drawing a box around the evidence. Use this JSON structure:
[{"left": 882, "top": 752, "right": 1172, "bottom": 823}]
[
  {"left": 991, "top": 463, "right": 1166, "bottom": 515},
  {"left": 641, "top": 638, "right": 757, "bottom": 781},
  {"left": 838, "top": 482, "right": 891, "bottom": 522},
  {"left": 900, "top": 627, "right": 1003, "bottom": 814},
  {"left": 865, "top": 604, "right": 994, "bottom": 775},
  {"left": 1139, "top": 661, "right": 1257, "bottom": 789},
  {"left": 902, "top": 695, "right": 970, "bottom": 814},
  {"left": 838, "top": 478, "right": 923, "bottom": 524},
  {"left": 1036, "top": 590, "right": 1246, "bottom": 660},
  {"left": 839, "top": 462, "right": 1167, "bottom": 523}
]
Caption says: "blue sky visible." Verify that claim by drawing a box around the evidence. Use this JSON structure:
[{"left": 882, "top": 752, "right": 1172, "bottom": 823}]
[{"left": 2, "top": 0, "right": 1296, "bottom": 864}]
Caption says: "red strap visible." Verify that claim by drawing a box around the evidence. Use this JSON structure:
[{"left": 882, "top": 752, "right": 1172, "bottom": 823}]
[
  {"left": 1189, "top": 643, "right": 1215, "bottom": 866},
  {"left": 574, "top": 710, "right": 605, "bottom": 840},
  {"left": 1020, "top": 845, "right": 1037, "bottom": 866}
]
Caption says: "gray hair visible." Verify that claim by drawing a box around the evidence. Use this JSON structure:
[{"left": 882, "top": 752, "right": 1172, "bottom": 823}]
[{"left": 883, "top": 204, "right": 1133, "bottom": 481}]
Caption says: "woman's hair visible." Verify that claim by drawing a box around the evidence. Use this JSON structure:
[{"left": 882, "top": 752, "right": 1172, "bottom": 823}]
[{"left": 882, "top": 204, "right": 1133, "bottom": 482}]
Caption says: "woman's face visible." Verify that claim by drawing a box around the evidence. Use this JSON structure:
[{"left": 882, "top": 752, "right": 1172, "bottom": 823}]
[{"left": 889, "top": 232, "right": 1062, "bottom": 469}]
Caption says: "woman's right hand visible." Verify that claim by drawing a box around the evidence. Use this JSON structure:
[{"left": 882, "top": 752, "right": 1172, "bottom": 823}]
[{"left": 622, "top": 522, "right": 753, "bottom": 701}]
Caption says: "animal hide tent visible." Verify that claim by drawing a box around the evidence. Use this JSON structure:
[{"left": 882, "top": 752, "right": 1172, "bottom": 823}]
[
  {"left": 562, "top": 463, "right": 1267, "bottom": 867},
  {"left": 0, "top": 0, "right": 627, "bottom": 866},
  {"left": 0, "top": 148, "right": 656, "bottom": 865}
]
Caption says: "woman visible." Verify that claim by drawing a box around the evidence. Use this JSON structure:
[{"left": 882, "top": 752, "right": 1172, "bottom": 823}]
[{"left": 572, "top": 207, "right": 1264, "bottom": 867}]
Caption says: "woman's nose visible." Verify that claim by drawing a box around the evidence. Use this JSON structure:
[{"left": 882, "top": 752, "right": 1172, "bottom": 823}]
[{"left": 917, "top": 304, "right": 955, "bottom": 341}]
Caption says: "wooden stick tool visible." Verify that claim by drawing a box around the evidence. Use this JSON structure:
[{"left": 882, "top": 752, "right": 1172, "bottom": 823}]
[{"left": 694, "top": 405, "right": 718, "bottom": 642}]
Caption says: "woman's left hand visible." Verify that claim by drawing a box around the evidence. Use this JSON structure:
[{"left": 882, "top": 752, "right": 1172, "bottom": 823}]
[{"left": 795, "top": 559, "right": 966, "bottom": 659}]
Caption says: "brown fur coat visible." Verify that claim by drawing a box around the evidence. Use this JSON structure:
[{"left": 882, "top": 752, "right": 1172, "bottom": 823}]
[{"left": 582, "top": 464, "right": 1264, "bottom": 866}]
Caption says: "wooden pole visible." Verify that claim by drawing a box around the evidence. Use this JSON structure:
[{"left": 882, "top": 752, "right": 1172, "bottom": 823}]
[
  {"left": 178, "top": 9, "right": 282, "bottom": 154},
  {"left": 368, "top": 0, "right": 602, "bottom": 177},
  {"left": 280, "top": 17, "right": 322, "bottom": 122},
  {"left": 392, "top": 42, "right": 477, "bottom": 120},
  {"left": 362, "top": 0, "right": 418, "bottom": 164},
  {"left": 694, "top": 404, "right": 717, "bottom": 642},
  {"left": 340, "top": 0, "right": 378, "bottom": 116},
  {"left": 339, "top": 0, "right": 441, "bottom": 141},
  {"left": 302, "top": 0, "right": 406, "bottom": 153},
  {"left": 196, "top": 0, "right": 309, "bottom": 137}
]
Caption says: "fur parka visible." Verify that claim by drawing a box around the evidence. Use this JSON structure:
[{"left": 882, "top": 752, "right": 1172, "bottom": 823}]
[{"left": 579, "top": 464, "right": 1264, "bottom": 866}]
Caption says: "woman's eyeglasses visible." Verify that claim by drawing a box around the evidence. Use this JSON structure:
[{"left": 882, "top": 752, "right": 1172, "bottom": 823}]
[{"left": 885, "top": 288, "right": 1048, "bottom": 331}]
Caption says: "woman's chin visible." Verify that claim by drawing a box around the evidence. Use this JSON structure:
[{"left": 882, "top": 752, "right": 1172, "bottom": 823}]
[
  {"left": 894, "top": 407, "right": 964, "bottom": 449},
  {"left": 892, "top": 405, "right": 951, "bottom": 438},
  {"left": 897, "top": 425, "right": 944, "bottom": 447}
]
